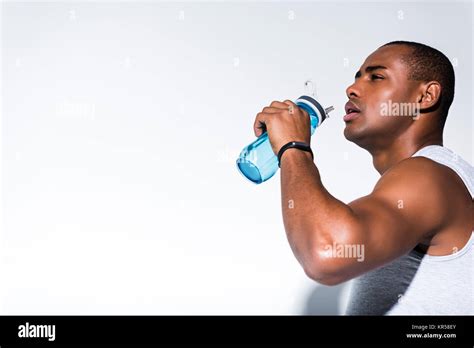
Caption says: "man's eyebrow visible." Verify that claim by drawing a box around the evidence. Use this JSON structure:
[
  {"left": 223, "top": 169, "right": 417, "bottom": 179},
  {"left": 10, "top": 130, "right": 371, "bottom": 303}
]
[{"left": 354, "top": 65, "right": 388, "bottom": 79}]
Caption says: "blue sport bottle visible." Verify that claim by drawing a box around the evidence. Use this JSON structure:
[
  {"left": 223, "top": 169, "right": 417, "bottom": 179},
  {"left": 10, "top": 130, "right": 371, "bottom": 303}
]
[{"left": 236, "top": 95, "right": 333, "bottom": 184}]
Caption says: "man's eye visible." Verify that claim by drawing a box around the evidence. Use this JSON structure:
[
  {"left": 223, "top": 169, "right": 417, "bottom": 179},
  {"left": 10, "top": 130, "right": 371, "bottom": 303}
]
[{"left": 371, "top": 74, "right": 384, "bottom": 80}]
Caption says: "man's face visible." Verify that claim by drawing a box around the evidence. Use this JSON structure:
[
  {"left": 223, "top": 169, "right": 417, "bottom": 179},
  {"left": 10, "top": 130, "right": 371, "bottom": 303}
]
[{"left": 343, "top": 45, "right": 421, "bottom": 149}]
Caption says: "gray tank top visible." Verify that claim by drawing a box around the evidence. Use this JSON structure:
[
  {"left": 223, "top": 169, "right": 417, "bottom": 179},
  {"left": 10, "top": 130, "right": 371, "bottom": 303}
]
[{"left": 345, "top": 145, "right": 474, "bottom": 315}]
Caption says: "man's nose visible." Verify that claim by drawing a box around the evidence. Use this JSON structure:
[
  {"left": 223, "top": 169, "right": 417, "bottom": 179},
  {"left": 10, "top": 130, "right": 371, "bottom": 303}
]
[{"left": 346, "top": 81, "right": 360, "bottom": 99}]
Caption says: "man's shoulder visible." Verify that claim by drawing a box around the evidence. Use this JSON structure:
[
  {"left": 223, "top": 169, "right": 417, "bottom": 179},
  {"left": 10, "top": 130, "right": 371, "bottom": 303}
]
[
  {"left": 375, "top": 156, "right": 449, "bottom": 194},
  {"left": 372, "top": 156, "right": 469, "bottom": 228},
  {"left": 381, "top": 156, "right": 468, "bottom": 193}
]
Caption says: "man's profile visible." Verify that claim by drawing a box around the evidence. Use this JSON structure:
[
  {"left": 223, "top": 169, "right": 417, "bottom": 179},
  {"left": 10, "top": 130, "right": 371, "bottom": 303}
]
[{"left": 253, "top": 41, "right": 473, "bottom": 315}]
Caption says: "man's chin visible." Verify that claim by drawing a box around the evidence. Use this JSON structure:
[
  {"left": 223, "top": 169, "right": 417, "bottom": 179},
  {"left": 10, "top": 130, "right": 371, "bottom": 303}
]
[
  {"left": 343, "top": 124, "right": 369, "bottom": 147},
  {"left": 343, "top": 124, "right": 360, "bottom": 142}
]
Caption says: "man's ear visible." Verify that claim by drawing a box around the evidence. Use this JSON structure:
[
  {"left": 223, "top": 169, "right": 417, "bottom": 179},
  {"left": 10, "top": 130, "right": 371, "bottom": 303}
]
[{"left": 417, "top": 81, "right": 441, "bottom": 111}]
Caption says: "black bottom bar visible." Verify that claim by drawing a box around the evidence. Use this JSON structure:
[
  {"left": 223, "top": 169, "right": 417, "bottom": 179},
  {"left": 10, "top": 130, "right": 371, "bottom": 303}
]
[{"left": 0, "top": 315, "right": 472, "bottom": 346}]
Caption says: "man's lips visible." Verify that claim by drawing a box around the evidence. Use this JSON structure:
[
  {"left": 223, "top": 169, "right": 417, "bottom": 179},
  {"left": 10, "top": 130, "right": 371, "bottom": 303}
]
[
  {"left": 343, "top": 111, "right": 361, "bottom": 122},
  {"left": 344, "top": 101, "right": 361, "bottom": 122}
]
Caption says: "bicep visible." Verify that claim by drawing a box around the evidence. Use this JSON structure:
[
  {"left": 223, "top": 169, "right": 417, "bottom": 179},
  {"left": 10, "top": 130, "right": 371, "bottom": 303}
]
[
  {"left": 347, "top": 193, "right": 422, "bottom": 267},
  {"left": 318, "top": 159, "right": 445, "bottom": 283}
]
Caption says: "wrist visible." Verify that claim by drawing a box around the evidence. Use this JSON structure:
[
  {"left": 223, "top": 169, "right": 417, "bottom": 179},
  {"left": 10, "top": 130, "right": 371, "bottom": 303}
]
[
  {"left": 278, "top": 141, "right": 313, "bottom": 167},
  {"left": 280, "top": 147, "right": 313, "bottom": 165}
]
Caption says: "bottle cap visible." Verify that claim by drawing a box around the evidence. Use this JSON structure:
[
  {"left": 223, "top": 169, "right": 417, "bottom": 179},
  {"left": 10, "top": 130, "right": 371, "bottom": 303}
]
[{"left": 296, "top": 95, "right": 333, "bottom": 125}]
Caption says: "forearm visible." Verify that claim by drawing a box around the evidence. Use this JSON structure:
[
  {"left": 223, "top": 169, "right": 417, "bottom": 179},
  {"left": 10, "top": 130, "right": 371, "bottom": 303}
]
[{"left": 280, "top": 149, "right": 358, "bottom": 276}]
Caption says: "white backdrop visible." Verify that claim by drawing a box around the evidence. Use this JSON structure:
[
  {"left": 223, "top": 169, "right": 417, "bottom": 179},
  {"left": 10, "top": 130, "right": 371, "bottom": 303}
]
[{"left": 1, "top": 0, "right": 472, "bottom": 314}]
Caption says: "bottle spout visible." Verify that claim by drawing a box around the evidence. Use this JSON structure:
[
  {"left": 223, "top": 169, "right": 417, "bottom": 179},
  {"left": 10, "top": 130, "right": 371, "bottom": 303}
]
[{"left": 324, "top": 106, "right": 334, "bottom": 118}]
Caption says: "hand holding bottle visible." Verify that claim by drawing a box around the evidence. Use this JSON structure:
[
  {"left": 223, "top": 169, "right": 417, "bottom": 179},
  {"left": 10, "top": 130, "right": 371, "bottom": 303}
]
[
  {"left": 237, "top": 95, "right": 333, "bottom": 184},
  {"left": 253, "top": 99, "right": 312, "bottom": 156}
]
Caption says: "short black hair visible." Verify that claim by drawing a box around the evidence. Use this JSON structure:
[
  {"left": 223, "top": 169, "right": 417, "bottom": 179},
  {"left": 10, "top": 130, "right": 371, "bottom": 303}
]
[{"left": 381, "top": 41, "right": 455, "bottom": 126}]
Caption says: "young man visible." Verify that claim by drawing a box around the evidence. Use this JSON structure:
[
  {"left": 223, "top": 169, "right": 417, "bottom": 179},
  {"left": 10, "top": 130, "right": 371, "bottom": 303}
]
[{"left": 253, "top": 41, "right": 473, "bottom": 315}]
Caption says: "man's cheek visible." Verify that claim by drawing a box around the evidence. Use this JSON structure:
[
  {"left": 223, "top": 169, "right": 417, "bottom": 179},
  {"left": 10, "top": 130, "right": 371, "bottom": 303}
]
[{"left": 374, "top": 90, "right": 398, "bottom": 116}]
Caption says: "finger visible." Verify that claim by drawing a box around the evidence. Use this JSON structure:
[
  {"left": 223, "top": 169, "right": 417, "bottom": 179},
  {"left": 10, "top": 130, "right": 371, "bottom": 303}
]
[
  {"left": 270, "top": 100, "right": 290, "bottom": 108},
  {"left": 282, "top": 100, "right": 307, "bottom": 117},
  {"left": 262, "top": 106, "right": 284, "bottom": 113},
  {"left": 253, "top": 112, "right": 272, "bottom": 137},
  {"left": 282, "top": 100, "right": 296, "bottom": 107}
]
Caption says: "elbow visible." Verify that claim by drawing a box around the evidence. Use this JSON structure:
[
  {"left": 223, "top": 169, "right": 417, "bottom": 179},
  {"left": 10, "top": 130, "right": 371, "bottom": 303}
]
[
  {"left": 301, "top": 222, "right": 363, "bottom": 285},
  {"left": 302, "top": 245, "right": 353, "bottom": 286},
  {"left": 303, "top": 263, "right": 348, "bottom": 286}
]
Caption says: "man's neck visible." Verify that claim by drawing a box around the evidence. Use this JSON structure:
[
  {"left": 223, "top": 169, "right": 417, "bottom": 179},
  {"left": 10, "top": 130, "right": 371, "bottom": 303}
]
[{"left": 370, "top": 135, "right": 443, "bottom": 175}]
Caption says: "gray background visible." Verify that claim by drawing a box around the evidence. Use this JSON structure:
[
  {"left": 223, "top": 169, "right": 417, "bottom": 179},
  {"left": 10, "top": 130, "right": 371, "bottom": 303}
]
[{"left": 1, "top": 0, "right": 472, "bottom": 314}]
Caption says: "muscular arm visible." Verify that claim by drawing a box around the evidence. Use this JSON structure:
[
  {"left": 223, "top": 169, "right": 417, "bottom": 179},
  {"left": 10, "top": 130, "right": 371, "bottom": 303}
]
[{"left": 280, "top": 150, "right": 446, "bottom": 285}]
